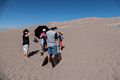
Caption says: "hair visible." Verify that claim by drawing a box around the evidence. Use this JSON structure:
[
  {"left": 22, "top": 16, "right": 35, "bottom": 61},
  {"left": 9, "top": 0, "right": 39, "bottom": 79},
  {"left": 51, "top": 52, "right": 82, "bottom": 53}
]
[
  {"left": 50, "top": 27, "right": 57, "bottom": 30},
  {"left": 23, "top": 29, "right": 29, "bottom": 35}
]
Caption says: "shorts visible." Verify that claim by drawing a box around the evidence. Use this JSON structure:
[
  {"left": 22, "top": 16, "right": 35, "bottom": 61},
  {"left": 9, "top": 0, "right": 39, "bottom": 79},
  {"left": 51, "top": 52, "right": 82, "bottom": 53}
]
[
  {"left": 23, "top": 44, "right": 29, "bottom": 54},
  {"left": 40, "top": 38, "right": 44, "bottom": 47},
  {"left": 48, "top": 46, "right": 57, "bottom": 56}
]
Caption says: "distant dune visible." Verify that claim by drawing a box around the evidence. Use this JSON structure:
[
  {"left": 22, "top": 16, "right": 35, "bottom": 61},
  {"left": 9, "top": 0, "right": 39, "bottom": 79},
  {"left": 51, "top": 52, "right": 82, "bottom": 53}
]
[
  {"left": 1, "top": 17, "right": 120, "bottom": 80},
  {"left": 48, "top": 17, "right": 120, "bottom": 28}
]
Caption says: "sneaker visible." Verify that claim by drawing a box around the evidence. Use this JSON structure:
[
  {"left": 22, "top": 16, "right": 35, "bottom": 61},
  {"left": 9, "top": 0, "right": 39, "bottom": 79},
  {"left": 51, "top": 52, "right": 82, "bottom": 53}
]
[{"left": 40, "top": 51, "right": 44, "bottom": 56}]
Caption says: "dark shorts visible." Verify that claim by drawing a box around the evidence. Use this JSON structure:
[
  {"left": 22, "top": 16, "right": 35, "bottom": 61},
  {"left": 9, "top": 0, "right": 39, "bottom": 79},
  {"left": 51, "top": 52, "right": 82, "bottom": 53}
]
[{"left": 48, "top": 46, "right": 57, "bottom": 56}]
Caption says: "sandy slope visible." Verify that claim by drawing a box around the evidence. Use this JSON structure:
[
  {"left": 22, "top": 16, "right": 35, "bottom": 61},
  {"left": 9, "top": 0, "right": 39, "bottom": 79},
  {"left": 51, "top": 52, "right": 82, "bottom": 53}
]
[{"left": 1, "top": 20, "right": 120, "bottom": 80}]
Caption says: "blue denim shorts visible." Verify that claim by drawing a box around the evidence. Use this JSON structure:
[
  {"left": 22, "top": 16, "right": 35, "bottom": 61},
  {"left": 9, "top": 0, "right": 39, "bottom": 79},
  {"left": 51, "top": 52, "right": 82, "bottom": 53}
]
[{"left": 48, "top": 46, "right": 57, "bottom": 56}]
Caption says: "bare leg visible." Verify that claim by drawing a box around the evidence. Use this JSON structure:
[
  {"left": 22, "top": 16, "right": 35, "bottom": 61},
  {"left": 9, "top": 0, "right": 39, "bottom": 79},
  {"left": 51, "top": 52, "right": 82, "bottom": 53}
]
[{"left": 48, "top": 54, "right": 52, "bottom": 62}]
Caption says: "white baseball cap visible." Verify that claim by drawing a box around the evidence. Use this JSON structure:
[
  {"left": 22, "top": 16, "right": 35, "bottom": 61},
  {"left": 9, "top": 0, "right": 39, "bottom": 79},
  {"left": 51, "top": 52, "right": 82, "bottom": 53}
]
[{"left": 42, "top": 29, "right": 46, "bottom": 31}]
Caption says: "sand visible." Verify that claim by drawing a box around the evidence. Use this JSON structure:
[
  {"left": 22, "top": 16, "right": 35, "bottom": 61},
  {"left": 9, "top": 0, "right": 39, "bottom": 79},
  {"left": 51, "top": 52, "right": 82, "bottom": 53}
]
[{"left": 1, "top": 18, "right": 120, "bottom": 80}]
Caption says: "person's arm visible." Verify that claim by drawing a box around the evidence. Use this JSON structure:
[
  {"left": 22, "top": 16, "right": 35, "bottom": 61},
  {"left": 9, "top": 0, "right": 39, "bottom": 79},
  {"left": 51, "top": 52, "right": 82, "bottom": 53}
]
[
  {"left": 25, "top": 33, "right": 32, "bottom": 37},
  {"left": 40, "top": 33, "right": 43, "bottom": 39},
  {"left": 55, "top": 32, "right": 58, "bottom": 40}
]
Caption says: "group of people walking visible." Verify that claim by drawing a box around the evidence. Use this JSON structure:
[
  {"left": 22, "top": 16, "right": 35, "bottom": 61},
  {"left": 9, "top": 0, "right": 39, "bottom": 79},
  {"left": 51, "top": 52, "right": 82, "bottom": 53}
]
[{"left": 22, "top": 27, "right": 64, "bottom": 63}]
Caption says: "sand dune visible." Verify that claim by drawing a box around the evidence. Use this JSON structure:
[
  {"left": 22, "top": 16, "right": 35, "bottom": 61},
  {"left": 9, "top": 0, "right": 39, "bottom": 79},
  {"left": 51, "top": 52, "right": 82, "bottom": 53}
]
[
  {"left": 1, "top": 17, "right": 120, "bottom": 80},
  {"left": 48, "top": 17, "right": 120, "bottom": 28}
]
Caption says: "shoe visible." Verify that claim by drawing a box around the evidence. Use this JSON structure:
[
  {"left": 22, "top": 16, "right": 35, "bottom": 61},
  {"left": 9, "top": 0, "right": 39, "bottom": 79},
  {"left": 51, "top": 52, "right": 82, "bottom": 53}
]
[{"left": 40, "top": 52, "right": 44, "bottom": 56}]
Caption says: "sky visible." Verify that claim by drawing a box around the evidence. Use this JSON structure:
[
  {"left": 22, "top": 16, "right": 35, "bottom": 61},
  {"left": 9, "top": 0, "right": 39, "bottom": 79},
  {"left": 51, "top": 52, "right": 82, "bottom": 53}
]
[{"left": 0, "top": 0, "right": 120, "bottom": 29}]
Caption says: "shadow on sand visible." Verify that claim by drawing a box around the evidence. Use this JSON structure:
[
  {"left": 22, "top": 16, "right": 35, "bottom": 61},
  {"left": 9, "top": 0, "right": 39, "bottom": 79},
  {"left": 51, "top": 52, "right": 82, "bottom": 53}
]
[
  {"left": 0, "top": 70, "right": 9, "bottom": 80},
  {"left": 51, "top": 53, "right": 62, "bottom": 68},
  {"left": 42, "top": 53, "right": 62, "bottom": 68},
  {"left": 28, "top": 50, "right": 39, "bottom": 58}
]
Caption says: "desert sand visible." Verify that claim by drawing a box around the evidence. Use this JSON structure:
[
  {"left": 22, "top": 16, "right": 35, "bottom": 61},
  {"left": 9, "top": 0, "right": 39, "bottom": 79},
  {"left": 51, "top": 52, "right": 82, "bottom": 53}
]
[{"left": 0, "top": 17, "right": 120, "bottom": 80}]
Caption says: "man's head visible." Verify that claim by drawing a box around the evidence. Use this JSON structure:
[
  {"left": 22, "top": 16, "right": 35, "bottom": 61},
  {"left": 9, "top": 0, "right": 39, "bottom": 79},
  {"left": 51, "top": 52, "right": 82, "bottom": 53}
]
[
  {"left": 23, "top": 29, "right": 29, "bottom": 34},
  {"left": 59, "top": 31, "right": 63, "bottom": 35},
  {"left": 50, "top": 27, "right": 57, "bottom": 31}
]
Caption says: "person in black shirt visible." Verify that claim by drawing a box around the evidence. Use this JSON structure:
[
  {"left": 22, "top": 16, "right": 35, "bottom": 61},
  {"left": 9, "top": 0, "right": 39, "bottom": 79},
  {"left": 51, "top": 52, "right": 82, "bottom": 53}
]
[{"left": 22, "top": 29, "right": 31, "bottom": 59}]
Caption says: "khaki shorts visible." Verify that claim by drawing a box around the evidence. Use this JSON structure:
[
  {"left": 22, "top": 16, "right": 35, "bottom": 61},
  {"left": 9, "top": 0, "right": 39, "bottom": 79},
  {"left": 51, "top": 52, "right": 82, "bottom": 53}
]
[{"left": 23, "top": 44, "right": 29, "bottom": 54}]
